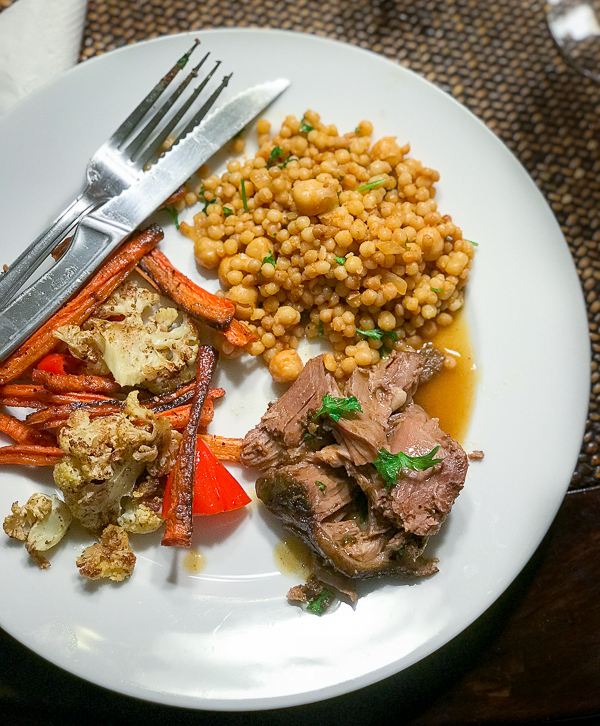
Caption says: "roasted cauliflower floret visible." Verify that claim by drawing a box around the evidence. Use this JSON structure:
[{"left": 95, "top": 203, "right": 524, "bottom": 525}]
[
  {"left": 76, "top": 524, "right": 136, "bottom": 582},
  {"left": 54, "top": 282, "right": 199, "bottom": 393},
  {"left": 117, "top": 500, "right": 163, "bottom": 534},
  {"left": 3, "top": 493, "right": 71, "bottom": 569},
  {"left": 53, "top": 391, "right": 180, "bottom": 531}
]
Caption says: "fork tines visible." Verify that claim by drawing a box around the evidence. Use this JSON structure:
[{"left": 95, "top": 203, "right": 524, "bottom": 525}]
[
  {"left": 118, "top": 41, "right": 233, "bottom": 169},
  {"left": 111, "top": 39, "right": 201, "bottom": 149}
]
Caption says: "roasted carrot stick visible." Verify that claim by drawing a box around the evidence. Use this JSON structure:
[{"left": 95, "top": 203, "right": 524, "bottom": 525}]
[
  {"left": 0, "top": 384, "right": 114, "bottom": 409},
  {"left": 25, "top": 387, "right": 222, "bottom": 430},
  {"left": 0, "top": 384, "right": 47, "bottom": 399},
  {"left": 0, "top": 225, "right": 163, "bottom": 385},
  {"left": 0, "top": 445, "right": 63, "bottom": 466},
  {"left": 159, "top": 185, "right": 187, "bottom": 209},
  {"left": 140, "top": 248, "right": 235, "bottom": 330},
  {"left": 156, "top": 388, "right": 222, "bottom": 429},
  {"left": 162, "top": 345, "right": 218, "bottom": 547},
  {"left": 156, "top": 405, "right": 189, "bottom": 429},
  {"left": 26, "top": 402, "right": 121, "bottom": 428},
  {"left": 147, "top": 381, "right": 196, "bottom": 412},
  {"left": 222, "top": 318, "right": 258, "bottom": 347},
  {"left": 32, "top": 369, "right": 121, "bottom": 394},
  {"left": 0, "top": 412, "right": 55, "bottom": 445},
  {"left": 198, "top": 433, "right": 243, "bottom": 463}
]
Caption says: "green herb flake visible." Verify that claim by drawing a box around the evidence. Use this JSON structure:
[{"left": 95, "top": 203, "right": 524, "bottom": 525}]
[
  {"left": 306, "top": 587, "right": 335, "bottom": 616},
  {"left": 315, "top": 481, "right": 327, "bottom": 494},
  {"left": 233, "top": 127, "right": 245, "bottom": 140},
  {"left": 240, "top": 178, "right": 248, "bottom": 213},
  {"left": 334, "top": 256, "right": 346, "bottom": 265},
  {"left": 303, "top": 432, "right": 313, "bottom": 441},
  {"left": 431, "top": 287, "right": 444, "bottom": 294},
  {"left": 223, "top": 206, "right": 233, "bottom": 217},
  {"left": 318, "top": 320, "right": 324, "bottom": 338},
  {"left": 314, "top": 394, "right": 362, "bottom": 423},
  {"left": 176, "top": 46, "right": 193, "bottom": 69},
  {"left": 198, "top": 185, "right": 214, "bottom": 214},
  {"left": 465, "top": 239, "right": 479, "bottom": 246},
  {"left": 279, "top": 155, "right": 296, "bottom": 169},
  {"left": 379, "top": 345, "right": 392, "bottom": 359},
  {"left": 261, "top": 252, "right": 276, "bottom": 268},
  {"left": 357, "top": 328, "right": 383, "bottom": 340},
  {"left": 374, "top": 446, "right": 443, "bottom": 490},
  {"left": 299, "top": 120, "right": 314, "bottom": 133},
  {"left": 356, "top": 327, "right": 398, "bottom": 342},
  {"left": 267, "top": 146, "right": 285, "bottom": 166},
  {"left": 163, "top": 205, "right": 180, "bottom": 229},
  {"left": 356, "top": 178, "right": 386, "bottom": 193}
]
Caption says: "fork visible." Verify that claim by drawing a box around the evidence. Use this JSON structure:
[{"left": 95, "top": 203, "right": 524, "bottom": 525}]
[{"left": 0, "top": 39, "right": 227, "bottom": 308}]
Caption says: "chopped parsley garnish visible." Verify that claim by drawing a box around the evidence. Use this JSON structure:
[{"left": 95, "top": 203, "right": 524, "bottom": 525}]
[
  {"left": 163, "top": 205, "right": 180, "bottom": 229},
  {"left": 198, "top": 185, "right": 214, "bottom": 214},
  {"left": 223, "top": 206, "right": 233, "bottom": 217},
  {"left": 306, "top": 587, "right": 335, "bottom": 616},
  {"left": 299, "top": 119, "right": 314, "bottom": 133},
  {"left": 314, "top": 394, "right": 362, "bottom": 422},
  {"left": 233, "top": 127, "right": 245, "bottom": 140},
  {"left": 334, "top": 256, "right": 346, "bottom": 265},
  {"left": 315, "top": 481, "right": 327, "bottom": 494},
  {"left": 261, "top": 252, "right": 276, "bottom": 268},
  {"left": 240, "top": 178, "right": 248, "bottom": 213},
  {"left": 465, "top": 239, "right": 479, "bottom": 246},
  {"left": 357, "top": 328, "right": 398, "bottom": 341},
  {"left": 374, "top": 446, "right": 443, "bottom": 490},
  {"left": 430, "top": 287, "right": 444, "bottom": 294},
  {"left": 267, "top": 146, "right": 285, "bottom": 166},
  {"left": 318, "top": 320, "right": 324, "bottom": 337},
  {"left": 379, "top": 345, "right": 392, "bottom": 359},
  {"left": 356, "top": 178, "right": 386, "bottom": 193},
  {"left": 279, "top": 154, "right": 296, "bottom": 169}
]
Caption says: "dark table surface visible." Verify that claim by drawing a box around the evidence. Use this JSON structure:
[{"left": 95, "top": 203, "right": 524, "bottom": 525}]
[{"left": 1, "top": 1, "right": 600, "bottom": 724}]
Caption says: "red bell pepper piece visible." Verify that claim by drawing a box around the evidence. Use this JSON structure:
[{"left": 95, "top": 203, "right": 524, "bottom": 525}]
[
  {"left": 36, "top": 353, "right": 76, "bottom": 375},
  {"left": 162, "top": 437, "right": 251, "bottom": 518}
]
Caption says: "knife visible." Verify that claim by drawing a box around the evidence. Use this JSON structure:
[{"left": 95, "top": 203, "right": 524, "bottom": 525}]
[{"left": 0, "top": 78, "right": 290, "bottom": 361}]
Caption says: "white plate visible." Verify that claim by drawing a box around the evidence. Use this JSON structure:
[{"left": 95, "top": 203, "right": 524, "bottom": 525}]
[{"left": 0, "top": 29, "right": 590, "bottom": 711}]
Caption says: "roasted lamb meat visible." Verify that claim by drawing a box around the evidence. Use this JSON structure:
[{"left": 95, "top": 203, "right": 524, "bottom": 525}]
[{"left": 243, "top": 350, "right": 467, "bottom": 597}]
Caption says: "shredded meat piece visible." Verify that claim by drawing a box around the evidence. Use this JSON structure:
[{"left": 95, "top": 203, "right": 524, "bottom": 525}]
[
  {"left": 468, "top": 450, "right": 485, "bottom": 460},
  {"left": 287, "top": 574, "right": 327, "bottom": 603}
]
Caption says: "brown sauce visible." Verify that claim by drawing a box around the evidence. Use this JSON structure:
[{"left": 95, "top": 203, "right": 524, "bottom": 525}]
[
  {"left": 274, "top": 537, "right": 313, "bottom": 580},
  {"left": 183, "top": 550, "right": 206, "bottom": 574},
  {"left": 413, "top": 310, "right": 477, "bottom": 444}
]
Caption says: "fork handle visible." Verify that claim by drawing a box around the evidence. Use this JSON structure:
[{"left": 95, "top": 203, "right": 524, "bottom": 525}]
[{"left": 0, "top": 195, "right": 102, "bottom": 308}]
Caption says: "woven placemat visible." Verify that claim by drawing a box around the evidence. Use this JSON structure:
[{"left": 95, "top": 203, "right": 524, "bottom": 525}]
[{"left": 3, "top": 0, "right": 600, "bottom": 489}]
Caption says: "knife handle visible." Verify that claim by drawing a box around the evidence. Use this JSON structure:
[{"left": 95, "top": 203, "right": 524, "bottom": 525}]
[
  {"left": 0, "top": 215, "right": 131, "bottom": 361},
  {"left": 0, "top": 195, "right": 103, "bottom": 309}
]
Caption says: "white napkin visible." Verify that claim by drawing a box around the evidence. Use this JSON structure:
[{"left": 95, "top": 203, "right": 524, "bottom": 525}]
[{"left": 0, "top": 0, "right": 87, "bottom": 118}]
